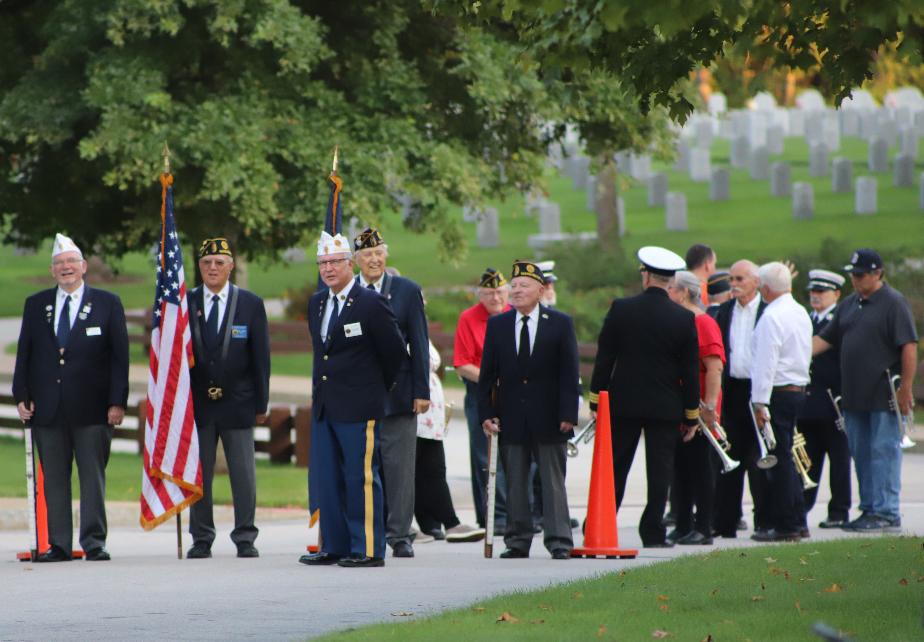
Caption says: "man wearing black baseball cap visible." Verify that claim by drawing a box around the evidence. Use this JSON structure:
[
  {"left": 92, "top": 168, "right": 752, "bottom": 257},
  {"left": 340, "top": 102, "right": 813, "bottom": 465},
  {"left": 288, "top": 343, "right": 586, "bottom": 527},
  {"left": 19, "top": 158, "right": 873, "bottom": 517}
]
[{"left": 813, "top": 248, "right": 918, "bottom": 533}]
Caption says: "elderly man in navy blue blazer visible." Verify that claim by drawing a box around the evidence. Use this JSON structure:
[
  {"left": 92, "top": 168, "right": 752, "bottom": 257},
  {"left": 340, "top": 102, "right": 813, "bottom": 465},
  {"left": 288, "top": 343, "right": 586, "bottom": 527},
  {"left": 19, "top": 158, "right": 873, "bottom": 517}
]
[
  {"left": 186, "top": 238, "right": 270, "bottom": 560},
  {"left": 13, "top": 233, "right": 129, "bottom": 562},
  {"left": 479, "top": 260, "right": 580, "bottom": 559},
  {"left": 352, "top": 228, "right": 430, "bottom": 558},
  {"left": 301, "top": 231, "right": 408, "bottom": 568}
]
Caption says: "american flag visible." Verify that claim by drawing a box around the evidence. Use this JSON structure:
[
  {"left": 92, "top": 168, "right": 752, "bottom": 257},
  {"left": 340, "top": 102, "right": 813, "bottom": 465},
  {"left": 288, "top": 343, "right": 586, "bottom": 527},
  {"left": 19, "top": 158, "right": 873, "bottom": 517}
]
[{"left": 140, "top": 172, "right": 203, "bottom": 530}]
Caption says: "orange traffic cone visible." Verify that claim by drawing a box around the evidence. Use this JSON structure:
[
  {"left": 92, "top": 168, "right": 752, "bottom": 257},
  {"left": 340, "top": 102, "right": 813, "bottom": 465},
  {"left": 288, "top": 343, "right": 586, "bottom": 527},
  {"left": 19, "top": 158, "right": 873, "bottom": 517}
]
[
  {"left": 571, "top": 391, "right": 637, "bottom": 559},
  {"left": 18, "top": 446, "right": 85, "bottom": 561}
]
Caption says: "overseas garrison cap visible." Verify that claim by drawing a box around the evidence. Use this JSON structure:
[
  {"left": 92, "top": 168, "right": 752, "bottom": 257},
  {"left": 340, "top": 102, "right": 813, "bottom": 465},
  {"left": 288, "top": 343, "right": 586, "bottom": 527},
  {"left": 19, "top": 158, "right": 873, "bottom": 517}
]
[
  {"left": 707, "top": 271, "right": 731, "bottom": 296},
  {"left": 354, "top": 227, "right": 385, "bottom": 251},
  {"left": 317, "top": 231, "right": 351, "bottom": 257},
  {"left": 199, "top": 237, "right": 233, "bottom": 259},
  {"left": 807, "top": 269, "right": 845, "bottom": 291},
  {"left": 637, "top": 246, "right": 685, "bottom": 277},
  {"left": 536, "top": 260, "right": 557, "bottom": 283},
  {"left": 52, "top": 233, "right": 82, "bottom": 259},
  {"left": 479, "top": 267, "right": 507, "bottom": 289},
  {"left": 843, "top": 248, "right": 883, "bottom": 274},
  {"left": 511, "top": 259, "right": 546, "bottom": 285}
]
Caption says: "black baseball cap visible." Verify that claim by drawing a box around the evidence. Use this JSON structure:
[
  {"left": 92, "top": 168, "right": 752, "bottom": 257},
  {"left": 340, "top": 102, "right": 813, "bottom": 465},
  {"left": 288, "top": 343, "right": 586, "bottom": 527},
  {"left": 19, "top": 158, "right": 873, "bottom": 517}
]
[{"left": 843, "top": 248, "right": 883, "bottom": 274}]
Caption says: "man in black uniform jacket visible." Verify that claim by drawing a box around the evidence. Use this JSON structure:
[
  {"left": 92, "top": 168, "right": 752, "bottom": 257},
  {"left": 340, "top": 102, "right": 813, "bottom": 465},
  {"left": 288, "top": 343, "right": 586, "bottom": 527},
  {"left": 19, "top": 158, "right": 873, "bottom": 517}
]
[
  {"left": 186, "top": 238, "right": 270, "bottom": 559},
  {"left": 479, "top": 260, "right": 580, "bottom": 559},
  {"left": 798, "top": 269, "right": 851, "bottom": 529},
  {"left": 589, "top": 246, "right": 700, "bottom": 548},
  {"left": 14, "top": 233, "right": 129, "bottom": 562}
]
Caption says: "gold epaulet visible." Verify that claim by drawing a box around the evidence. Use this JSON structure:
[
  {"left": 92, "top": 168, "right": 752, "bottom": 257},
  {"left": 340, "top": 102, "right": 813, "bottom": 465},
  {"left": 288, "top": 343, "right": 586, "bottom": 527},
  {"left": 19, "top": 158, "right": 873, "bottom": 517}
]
[
  {"left": 588, "top": 391, "right": 599, "bottom": 404},
  {"left": 684, "top": 408, "right": 700, "bottom": 420}
]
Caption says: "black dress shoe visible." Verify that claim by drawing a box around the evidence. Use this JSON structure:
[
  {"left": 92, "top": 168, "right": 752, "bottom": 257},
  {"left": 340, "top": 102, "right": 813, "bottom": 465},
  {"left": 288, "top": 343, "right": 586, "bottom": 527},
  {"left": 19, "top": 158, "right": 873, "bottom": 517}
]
[
  {"left": 551, "top": 548, "right": 570, "bottom": 560},
  {"left": 236, "top": 543, "right": 259, "bottom": 558},
  {"left": 736, "top": 519, "right": 748, "bottom": 531},
  {"left": 186, "top": 543, "right": 212, "bottom": 559},
  {"left": 643, "top": 540, "right": 675, "bottom": 548},
  {"left": 35, "top": 546, "right": 71, "bottom": 563},
  {"left": 661, "top": 512, "right": 677, "bottom": 527},
  {"left": 666, "top": 528, "right": 688, "bottom": 543},
  {"left": 299, "top": 552, "right": 341, "bottom": 566},
  {"left": 392, "top": 541, "right": 414, "bottom": 558},
  {"left": 677, "top": 531, "right": 713, "bottom": 545},
  {"left": 799, "top": 527, "right": 811, "bottom": 539},
  {"left": 337, "top": 555, "right": 385, "bottom": 568},
  {"left": 751, "top": 528, "right": 801, "bottom": 542},
  {"left": 569, "top": 518, "right": 580, "bottom": 529},
  {"left": 85, "top": 547, "right": 111, "bottom": 561},
  {"left": 426, "top": 528, "right": 446, "bottom": 541},
  {"left": 499, "top": 548, "right": 529, "bottom": 559},
  {"left": 819, "top": 518, "right": 847, "bottom": 529}
]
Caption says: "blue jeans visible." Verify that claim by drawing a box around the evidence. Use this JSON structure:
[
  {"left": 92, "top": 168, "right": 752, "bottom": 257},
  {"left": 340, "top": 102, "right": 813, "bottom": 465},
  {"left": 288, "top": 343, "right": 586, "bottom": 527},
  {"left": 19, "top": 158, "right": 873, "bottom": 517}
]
[{"left": 843, "top": 410, "right": 901, "bottom": 520}]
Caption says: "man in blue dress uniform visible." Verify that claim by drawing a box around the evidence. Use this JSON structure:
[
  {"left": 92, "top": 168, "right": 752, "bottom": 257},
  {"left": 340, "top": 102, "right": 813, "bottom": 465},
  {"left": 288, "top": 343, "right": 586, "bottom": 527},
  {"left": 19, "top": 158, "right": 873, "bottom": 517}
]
[{"left": 300, "top": 232, "right": 408, "bottom": 567}]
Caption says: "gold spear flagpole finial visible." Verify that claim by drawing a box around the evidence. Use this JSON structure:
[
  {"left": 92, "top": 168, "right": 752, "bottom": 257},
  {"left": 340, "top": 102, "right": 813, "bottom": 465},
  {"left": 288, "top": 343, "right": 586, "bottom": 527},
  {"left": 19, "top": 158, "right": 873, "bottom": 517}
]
[
  {"left": 332, "top": 145, "right": 339, "bottom": 174},
  {"left": 162, "top": 142, "right": 171, "bottom": 174}
]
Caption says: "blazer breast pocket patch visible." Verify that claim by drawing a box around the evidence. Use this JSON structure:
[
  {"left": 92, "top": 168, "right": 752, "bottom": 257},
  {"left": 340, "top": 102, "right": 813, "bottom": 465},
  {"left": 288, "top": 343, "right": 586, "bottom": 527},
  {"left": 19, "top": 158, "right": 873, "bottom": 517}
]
[
  {"left": 231, "top": 325, "right": 248, "bottom": 339},
  {"left": 85, "top": 326, "right": 102, "bottom": 336},
  {"left": 343, "top": 322, "right": 363, "bottom": 337}
]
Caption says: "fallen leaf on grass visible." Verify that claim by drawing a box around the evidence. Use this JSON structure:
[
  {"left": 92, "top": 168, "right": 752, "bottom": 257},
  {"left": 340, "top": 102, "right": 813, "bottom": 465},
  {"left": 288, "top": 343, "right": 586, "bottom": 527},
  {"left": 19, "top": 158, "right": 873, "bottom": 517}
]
[
  {"left": 768, "top": 566, "right": 785, "bottom": 576},
  {"left": 496, "top": 612, "right": 519, "bottom": 623},
  {"left": 899, "top": 578, "right": 909, "bottom": 586},
  {"left": 530, "top": 619, "right": 545, "bottom": 625},
  {"left": 572, "top": 591, "right": 583, "bottom": 600},
  {"left": 860, "top": 542, "right": 872, "bottom": 548},
  {"left": 710, "top": 588, "right": 719, "bottom": 596},
  {"left": 659, "top": 604, "right": 670, "bottom": 612},
  {"left": 751, "top": 596, "right": 764, "bottom": 602},
  {"left": 807, "top": 550, "right": 820, "bottom": 556},
  {"left": 596, "top": 624, "right": 608, "bottom": 637},
  {"left": 794, "top": 601, "right": 804, "bottom": 613},
  {"left": 823, "top": 583, "right": 843, "bottom": 593},
  {"left": 764, "top": 556, "right": 777, "bottom": 563},
  {"left": 799, "top": 557, "right": 808, "bottom": 566},
  {"left": 391, "top": 611, "right": 414, "bottom": 617},
  {"left": 538, "top": 604, "right": 553, "bottom": 611},
  {"left": 917, "top": 577, "right": 924, "bottom": 583},
  {"left": 657, "top": 595, "right": 670, "bottom": 602},
  {"left": 652, "top": 630, "right": 672, "bottom": 639},
  {"left": 760, "top": 582, "right": 766, "bottom": 590},
  {"left": 472, "top": 607, "right": 485, "bottom": 613},
  {"left": 700, "top": 636, "right": 714, "bottom": 642}
]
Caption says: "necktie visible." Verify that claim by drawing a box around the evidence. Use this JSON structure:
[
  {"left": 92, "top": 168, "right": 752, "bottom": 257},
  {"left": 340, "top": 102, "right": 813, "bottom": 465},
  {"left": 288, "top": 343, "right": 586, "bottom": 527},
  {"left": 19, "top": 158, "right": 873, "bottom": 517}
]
[
  {"left": 56, "top": 295, "right": 71, "bottom": 348},
  {"left": 367, "top": 283, "right": 376, "bottom": 291},
  {"left": 205, "top": 294, "right": 220, "bottom": 347},
  {"left": 327, "top": 296, "right": 340, "bottom": 340},
  {"left": 517, "top": 316, "right": 530, "bottom": 369}
]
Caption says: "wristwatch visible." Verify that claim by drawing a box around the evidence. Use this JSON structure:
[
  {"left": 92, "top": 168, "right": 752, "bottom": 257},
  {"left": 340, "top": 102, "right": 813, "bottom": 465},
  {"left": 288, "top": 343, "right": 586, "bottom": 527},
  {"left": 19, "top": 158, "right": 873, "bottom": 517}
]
[{"left": 703, "top": 402, "right": 716, "bottom": 412}]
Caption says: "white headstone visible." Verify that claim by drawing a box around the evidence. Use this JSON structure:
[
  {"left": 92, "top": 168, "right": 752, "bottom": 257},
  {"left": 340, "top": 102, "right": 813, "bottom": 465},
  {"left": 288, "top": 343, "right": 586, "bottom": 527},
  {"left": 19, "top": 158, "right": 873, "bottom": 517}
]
[
  {"left": 614, "top": 151, "right": 630, "bottom": 173},
  {"left": 690, "top": 148, "right": 711, "bottom": 182},
  {"left": 868, "top": 138, "right": 889, "bottom": 172},
  {"left": 749, "top": 146, "right": 770, "bottom": 180},
  {"left": 915, "top": 111, "right": 924, "bottom": 136},
  {"left": 839, "top": 109, "right": 860, "bottom": 138},
  {"left": 648, "top": 172, "right": 668, "bottom": 207},
  {"left": 674, "top": 139, "right": 691, "bottom": 173},
  {"left": 524, "top": 190, "right": 546, "bottom": 217},
  {"left": 804, "top": 111, "right": 824, "bottom": 146},
  {"left": 730, "top": 135, "right": 750, "bottom": 168},
  {"left": 855, "top": 176, "right": 878, "bottom": 215},
  {"left": 884, "top": 87, "right": 924, "bottom": 112},
  {"left": 860, "top": 110, "right": 879, "bottom": 140},
  {"left": 900, "top": 127, "right": 919, "bottom": 159},
  {"left": 585, "top": 175, "right": 597, "bottom": 212},
  {"left": 876, "top": 114, "right": 898, "bottom": 147},
  {"left": 841, "top": 88, "right": 878, "bottom": 111},
  {"left": 568, "top": 156, "right": 591, "bottom": 190},
  {"left": 831, "top": 157, "right": 853, "bottom": 193},
  {"left": 709, "top": 168, "right": 729, "bottom": 201},
  {"left": 787, "top": 109, "right": 805, "bottom": 137},
  {"left": 537, "top": 201, "right": 561, "bottom": 235},
  {"left": 694, "top": 119, "right": 714, "bottom": 148},
  {"left": 770, "top": 162, "right": 791, "bottom": 197},
  {"left": 809, "top": 142, "right": 829, "bottom": 177},
  {"left": 766, "top": 125, "right": 785, "bottom": 155},
  {"left": 476, "top": 207, "right": 500, "bottom": 247},
  {"left": 462, "top": 205, "right": 479, "bottom": 223},
  {"left": 630, "top": 153, "right": 652, "bottom": 181},
  {"left": 665, "top": 192, "right": 688, "bottom": 231},
  {"left": 752, "top": 92, "right": 777, "bottom": 111},
  {"left": 894, "top": 153, "right": 915, "bottom": 188},
  {"left": 822, "top": 110, "right": 841, "bottom": 151},
  {"left": 708, "top": 93, "right": 728, "bottom": 116},
  {"left": 796, "top": 89, "right": 826, "bottom": 111},
  {"left": 792, "top": 182, "right": 814, "bottom": 220}
]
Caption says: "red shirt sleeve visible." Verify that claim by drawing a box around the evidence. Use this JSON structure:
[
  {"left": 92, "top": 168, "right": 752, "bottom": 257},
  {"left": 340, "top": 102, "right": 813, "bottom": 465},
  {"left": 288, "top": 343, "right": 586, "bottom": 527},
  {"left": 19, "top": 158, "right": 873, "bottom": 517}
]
[
  {"left": 453, "top": 307, "right": 479, "bottom": 368},
  {"left": 696, "top": 313, "right": 725, "bottom": 363}
]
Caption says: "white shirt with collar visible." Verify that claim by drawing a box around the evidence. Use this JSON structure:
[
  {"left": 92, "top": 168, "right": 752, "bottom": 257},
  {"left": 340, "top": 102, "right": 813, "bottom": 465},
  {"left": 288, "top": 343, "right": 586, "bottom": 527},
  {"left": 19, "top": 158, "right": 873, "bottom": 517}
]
[
  {"left": 203, "top": 280, "right": 231, "bottom": 330},
  {"left": 728, "top": 294, "right": 760, "bottom": 379},
  {"left": 358, "top": 272, "right": 385, "bottom": 294},
  {"left": 514, "top": 304, "right": 540, "bottom": 355},
  {"left": 811, "top": 303, "right": 836, "bottom": 324},
  {"left": 54, "top": 282, "right": 85, "bottom": 331},
  {"left": 749, "top": 292, "right": 812, "bottom": 405},
  {"left": 322, "top": 279, "right": 356, "bottom": 342}
]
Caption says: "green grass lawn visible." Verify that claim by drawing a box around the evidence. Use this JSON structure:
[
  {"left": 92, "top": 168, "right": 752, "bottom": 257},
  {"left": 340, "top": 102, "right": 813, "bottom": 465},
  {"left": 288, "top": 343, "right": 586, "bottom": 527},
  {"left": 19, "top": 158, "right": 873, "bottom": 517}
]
[
  {"left": 0, "top": 436, "right": 307, "bottom": 507},
  {"left": 318, "top": 537, "right": 923, "bottom": 641}
]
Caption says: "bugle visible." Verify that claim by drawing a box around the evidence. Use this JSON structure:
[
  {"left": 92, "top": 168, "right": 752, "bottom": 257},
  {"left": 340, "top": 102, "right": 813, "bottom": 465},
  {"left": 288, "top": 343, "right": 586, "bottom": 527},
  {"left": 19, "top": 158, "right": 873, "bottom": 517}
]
[
  {"left": 697, "top": 417, "right": 740, "bottom": 474},
  {"left": 566, "top": 418, "right": 596, "bottom": 457},
  {"left": 791, "top": 429, "right": 818, "bottom": 490},
  {"left": 826, "top": 388, "right": 846, "bottom": 432},
  {"left": 886, "top": 369, "right": 916, "bottom": 450},
  {"left": 748, "top": 403, "right": 778, "bottom": 469}
]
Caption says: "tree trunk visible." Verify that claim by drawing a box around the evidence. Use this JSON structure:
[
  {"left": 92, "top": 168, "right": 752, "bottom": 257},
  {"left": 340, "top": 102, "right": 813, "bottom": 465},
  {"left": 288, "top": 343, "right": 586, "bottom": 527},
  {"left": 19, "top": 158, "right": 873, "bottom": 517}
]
[{"left": 594, "top": 156, "right": 624, "bottom": 253}]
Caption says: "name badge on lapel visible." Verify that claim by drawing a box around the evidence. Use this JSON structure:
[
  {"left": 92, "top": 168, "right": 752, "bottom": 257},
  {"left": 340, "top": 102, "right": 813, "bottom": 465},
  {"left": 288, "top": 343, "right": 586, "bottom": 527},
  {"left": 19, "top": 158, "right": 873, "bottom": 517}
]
[
  {"left": 231, "top": 325, "right": 248, "bottom": 339},
  {"left": 344, "top": 322, "right": 363, "bottom": 337},
  {"left": 86, "top": 327, "right": 102, "bottom": 336}
]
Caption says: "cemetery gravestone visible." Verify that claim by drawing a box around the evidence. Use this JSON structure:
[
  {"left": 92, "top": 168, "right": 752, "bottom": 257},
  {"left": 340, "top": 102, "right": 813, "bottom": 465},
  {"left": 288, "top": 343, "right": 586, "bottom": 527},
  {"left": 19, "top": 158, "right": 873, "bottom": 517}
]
[
  {"left": 709, "top": 167, "right": 730, "bottom": 201},
  {"left": 674, "top": 139, "right": 691, "bottom": 173},
  {"left": 792, "top": 182, "right": 814, "bottom": 220},
  {"left": 585, "top": 176, "right": 597, "bottom": 212},
  {"left": 831, "top": 157, "right": 853, "bottom": 193},
  {"left": 730, "top": 135, "right": 749, "bottom": 168},
  {"left": 868, "top": 138, "right": 889, "bottom": 172},
  {"left": 900, "top": 127, "right": 919, "bottom": 159},
  {"left": 537, "top": 202, "right": 562, "bottom": 235},
  {"left": 476, "top": 207, "right": 500, "bottom": 247},
  {"left": 690, "top": 148, "right": 711, "bottom": 182},
  {"left": 809, "top": 143, "right": 829, "bottom": 177},
  {"left": 770, "top": 162, "right": 791, "bottom": 197},
  {"left": 665, "top": 192, "right": 688, "bottom": 231},
  {"left": 569, "top": 156, "right": 591, "bottom": 190},
  {"left": 749, "top": 146, "right": 770, "bottom": 180},
  {"left": 894, "top": 153, "right": 915, "bottom": 188},
  {"left": 855, "top": 176, "right": 878, "bottom": 215},
  {"left": 648, "top": 172, "right": 668, "bottom": 207},
  {"left": 766, "top": 125, "right": 785, "bottom": 155}
]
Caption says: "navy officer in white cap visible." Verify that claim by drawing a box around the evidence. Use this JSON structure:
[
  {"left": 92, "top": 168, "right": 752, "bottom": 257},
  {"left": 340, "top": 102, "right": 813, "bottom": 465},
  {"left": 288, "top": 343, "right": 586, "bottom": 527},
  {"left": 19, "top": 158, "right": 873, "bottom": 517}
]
[{"left": 589, "top": 246, "right": 700, "bottom": 547}]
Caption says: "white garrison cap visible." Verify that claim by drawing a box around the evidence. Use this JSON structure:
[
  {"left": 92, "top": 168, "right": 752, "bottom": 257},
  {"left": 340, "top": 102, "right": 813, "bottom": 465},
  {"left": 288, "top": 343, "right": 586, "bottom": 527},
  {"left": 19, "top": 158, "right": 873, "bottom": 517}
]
[
  {"left": 536, "top": 260, "right": 557, "bottom": 282},
  {"left": 52, "top": 233, "right": 82, "bottom": 259},
  {"left": 316, "top": 231, "right": 352, "bottom": 257},
  {"left": 637, "top": 246, "right": 685, "bottom": 276},
  {"left": 807, "top": 269, "right": 845, "bottom": 291}
]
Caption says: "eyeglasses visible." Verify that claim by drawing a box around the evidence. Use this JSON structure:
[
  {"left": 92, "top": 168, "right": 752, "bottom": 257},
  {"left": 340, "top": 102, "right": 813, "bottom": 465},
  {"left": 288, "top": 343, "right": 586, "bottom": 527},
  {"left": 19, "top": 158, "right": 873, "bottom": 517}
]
[
  {"left": 728, "top": 275, "right": 748, "bottom": 282},
  {"left": 52, "top": 257, "right": 83, "bottom": 267},
  {"left": 317, "top": 258, "right": 350, "bottom": 268},
  {"left": 199, "top": 258, "right": 230, "bottom": 268}
]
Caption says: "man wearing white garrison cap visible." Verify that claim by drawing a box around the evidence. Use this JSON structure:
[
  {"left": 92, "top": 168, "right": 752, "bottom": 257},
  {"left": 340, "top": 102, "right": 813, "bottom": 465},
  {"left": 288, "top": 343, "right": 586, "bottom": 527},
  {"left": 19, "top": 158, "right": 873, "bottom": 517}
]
[
  {"left": 589, "top": 246, "right": 700, "bottom": 547},
  {"left": 13, "top": 234, "right": 129, "bottom": 562},
  {"left": 301, "top": 232, "right": 408, "bottom": 568}
]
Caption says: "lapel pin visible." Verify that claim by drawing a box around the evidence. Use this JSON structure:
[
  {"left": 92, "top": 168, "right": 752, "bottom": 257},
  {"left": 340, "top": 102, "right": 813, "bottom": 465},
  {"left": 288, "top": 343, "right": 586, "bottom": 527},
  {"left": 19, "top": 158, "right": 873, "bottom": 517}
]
[
  {"left": 45, "top": 305, "right": 53, "bottom": 311},
  {"left": 541, "top": 313, "right": 549, "bottom": 319}
]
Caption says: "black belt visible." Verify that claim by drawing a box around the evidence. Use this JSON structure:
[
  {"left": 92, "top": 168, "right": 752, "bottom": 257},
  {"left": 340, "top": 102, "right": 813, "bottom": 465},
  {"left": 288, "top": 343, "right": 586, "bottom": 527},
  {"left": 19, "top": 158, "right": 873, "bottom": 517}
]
[{"left": 773, "top": 384, "right": 805, "bottom": 393}]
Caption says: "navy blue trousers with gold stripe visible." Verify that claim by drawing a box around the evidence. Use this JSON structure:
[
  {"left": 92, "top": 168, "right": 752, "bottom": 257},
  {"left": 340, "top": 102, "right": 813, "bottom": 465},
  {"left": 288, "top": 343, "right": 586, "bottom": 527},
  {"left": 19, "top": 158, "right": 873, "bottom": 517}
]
[{"left": 310, "top": 417, "right": 385, "bottom": 559}]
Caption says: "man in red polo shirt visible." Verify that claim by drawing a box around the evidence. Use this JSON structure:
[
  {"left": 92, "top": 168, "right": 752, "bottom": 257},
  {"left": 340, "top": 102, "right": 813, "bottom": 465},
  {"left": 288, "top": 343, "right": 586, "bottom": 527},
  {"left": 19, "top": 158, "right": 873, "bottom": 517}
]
[{"left": 454, "top": 268, "right": 511, "bottom": 533}]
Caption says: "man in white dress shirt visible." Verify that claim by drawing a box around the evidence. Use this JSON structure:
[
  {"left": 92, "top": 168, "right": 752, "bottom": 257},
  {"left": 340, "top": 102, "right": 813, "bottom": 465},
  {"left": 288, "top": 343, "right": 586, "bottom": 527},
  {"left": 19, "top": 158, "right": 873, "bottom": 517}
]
[{"left": 749, "top": 262, "right": 813, "bottom": 541}]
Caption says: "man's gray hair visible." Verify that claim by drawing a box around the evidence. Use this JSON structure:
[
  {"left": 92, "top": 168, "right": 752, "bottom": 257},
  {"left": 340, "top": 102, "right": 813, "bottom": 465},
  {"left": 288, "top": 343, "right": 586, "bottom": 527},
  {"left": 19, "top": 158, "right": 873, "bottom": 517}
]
[
  {"left": 673, "top": 270, "right": 702, "bottom": 306},
  {"left": 758, "top": 261, "right": 792, "bottom": 293}
]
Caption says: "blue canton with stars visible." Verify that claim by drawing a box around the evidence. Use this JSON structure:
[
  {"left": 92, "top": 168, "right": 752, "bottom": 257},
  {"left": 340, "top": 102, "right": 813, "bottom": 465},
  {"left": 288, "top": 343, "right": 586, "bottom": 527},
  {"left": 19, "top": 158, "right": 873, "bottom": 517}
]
[{"left": 153, "top": 184, "right": 185, "bottom": 329}]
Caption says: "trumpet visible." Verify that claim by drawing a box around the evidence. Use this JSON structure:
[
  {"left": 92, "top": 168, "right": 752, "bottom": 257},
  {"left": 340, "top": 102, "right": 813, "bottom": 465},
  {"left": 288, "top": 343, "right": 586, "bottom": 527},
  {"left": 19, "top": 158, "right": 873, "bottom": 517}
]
[
  {"left": 567, "top": 418, "right": 596, "bottom": 457},
  {"left": 886, "top": 369, "right": 916, "bottom": 450},
  {"left": 826, "top": 388, "right": 846, "bottom": 432},
  {"left": 792, "top": 429, "right": 817, "bottom": 490},
  {"left": 749, "top": 403, "right": 778, "bottom": 469},
  {"left": 697, "top": 417, "right": 740, "bottom": 474}
]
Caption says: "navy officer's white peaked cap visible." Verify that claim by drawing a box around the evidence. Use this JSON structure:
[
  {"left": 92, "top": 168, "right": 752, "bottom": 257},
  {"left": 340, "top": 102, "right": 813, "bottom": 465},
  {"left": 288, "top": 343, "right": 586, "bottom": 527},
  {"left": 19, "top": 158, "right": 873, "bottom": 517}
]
[
  {"left": 637, "top": 246, "right": 686, "bottom": 276},
  {"left": 807, "top": 269, "right": 845, "bottom": 291}
]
